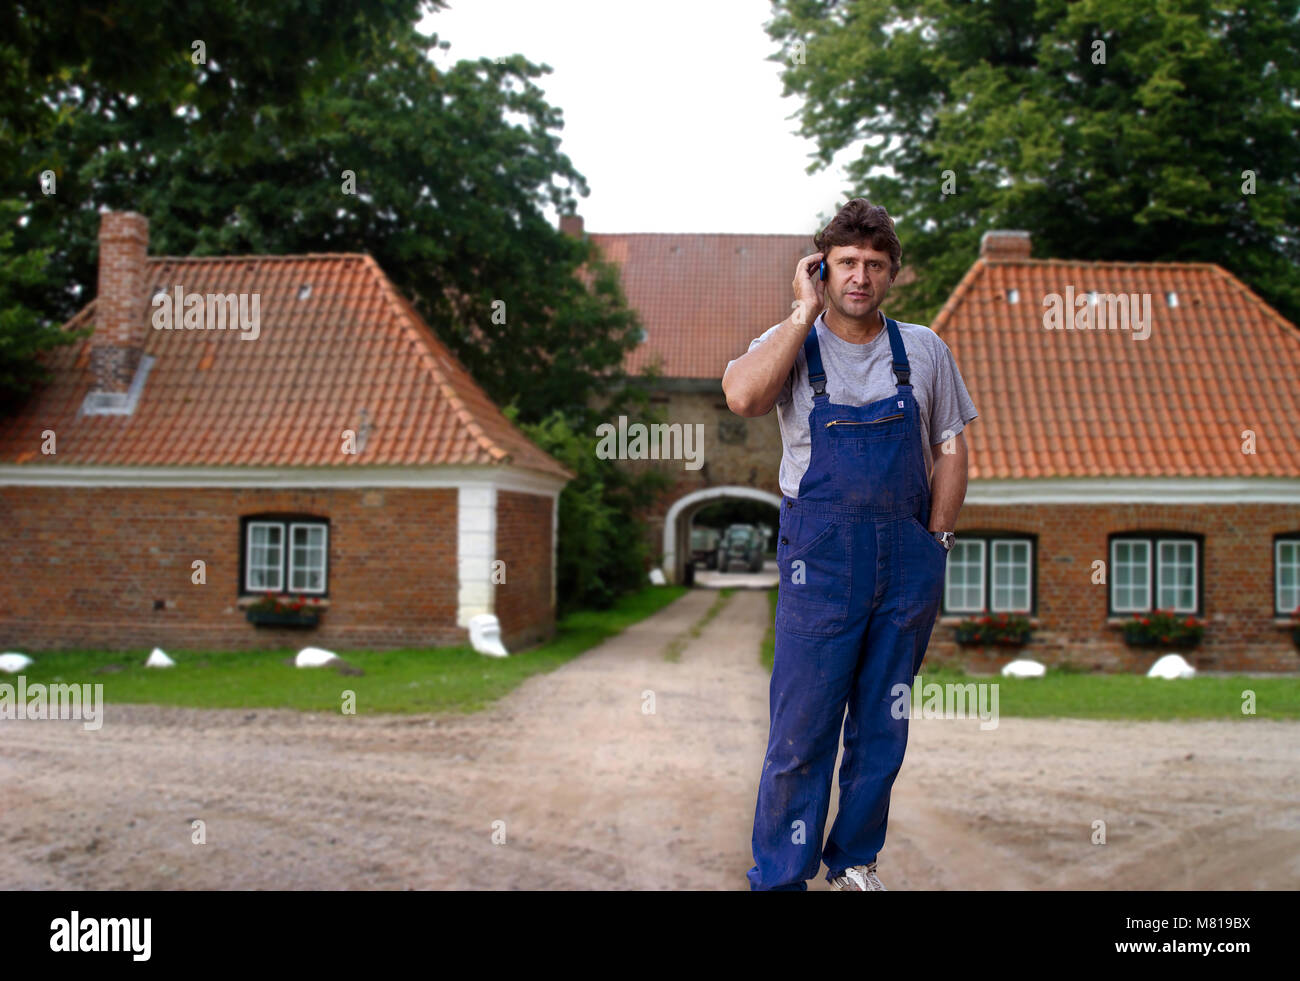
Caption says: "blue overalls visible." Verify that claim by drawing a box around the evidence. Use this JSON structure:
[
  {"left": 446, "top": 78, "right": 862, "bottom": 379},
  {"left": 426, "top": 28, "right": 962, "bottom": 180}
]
[{"left": 747, "top": 317, "right": 949, "bottom": 890}]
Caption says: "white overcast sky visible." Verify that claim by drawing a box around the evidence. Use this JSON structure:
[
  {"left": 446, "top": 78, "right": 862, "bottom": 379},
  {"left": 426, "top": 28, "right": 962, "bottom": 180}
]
[{"left": 421, "top": 0, "right": 860, "bottom": 235}]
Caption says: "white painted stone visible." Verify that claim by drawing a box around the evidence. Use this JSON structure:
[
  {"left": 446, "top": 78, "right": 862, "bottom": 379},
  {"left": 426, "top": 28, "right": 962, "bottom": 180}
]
[
  {"left": 457, "top": 484, "right": 498, "bottom": 628},
  {"left": 1147, "top": 653, "right": 1196, "bottom": 679},
  {"left": 649, "top": 568, "right": 667, "bottom": 586},
  {"left": 145, "top": 648, "right": 174, "bottom": 668},
  {"left": 295, "top": 647, "right": 342, "bottom": 668},
  {"left": 0, "top": 652, "right": 33, "bottom": 673},
  {"left": 468, "top": 614, "right": 509, "bottom": 657},
  {"left": 1001, "top": 658, "right": 1046, "bottom": 678}
]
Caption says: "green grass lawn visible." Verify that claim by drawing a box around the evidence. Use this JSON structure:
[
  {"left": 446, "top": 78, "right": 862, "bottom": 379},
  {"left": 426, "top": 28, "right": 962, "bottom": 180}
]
[
  {"left": 10, "top": 585, "right": 688, "bottom": 715},
  {"left": 760, "top": 589, "right": 1299, "bottom": 720}
]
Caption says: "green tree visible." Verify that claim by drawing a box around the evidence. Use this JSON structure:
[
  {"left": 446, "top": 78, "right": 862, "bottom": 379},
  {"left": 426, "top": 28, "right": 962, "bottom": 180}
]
[
  {"left": 768, "top": 0, "right": 1300, "bottom": 326},
  {"left": 9, "top": 22, "right": 642, "bottom": 424},
  {"left": 2, "top": 0, "right": 424, "bottom": 403},
  {"left": 514, "top": 408, "right": 670, "bottom": 614},
  {"left": 4, "top": 2, "right": 663, "bottom": 612}
]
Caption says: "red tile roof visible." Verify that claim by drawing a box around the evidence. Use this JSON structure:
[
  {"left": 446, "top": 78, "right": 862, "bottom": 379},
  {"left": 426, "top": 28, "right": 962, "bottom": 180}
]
[
  {"left": 932, "top": 257, "right": 1300, "bottom": 478},
  {"left": 591, "top": 233, "right": 913, "bottom": 380},
  {"left": 0, "top": 254, "right": 571, "bottom": 479}
]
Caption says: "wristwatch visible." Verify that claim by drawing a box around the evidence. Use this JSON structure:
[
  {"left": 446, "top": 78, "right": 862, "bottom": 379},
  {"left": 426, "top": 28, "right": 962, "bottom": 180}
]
[{"left": 933, "top": 531, "right": 956, "bottom": 551}]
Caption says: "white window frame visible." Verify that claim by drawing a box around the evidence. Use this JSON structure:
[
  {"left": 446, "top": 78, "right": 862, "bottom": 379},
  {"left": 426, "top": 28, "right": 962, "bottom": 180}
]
[
  {"left": 1111, "top": 536, "right": 1199, "bottom": 614},
  {"left": 1277, "top": 538, "right": 1300, "bottom": 616},
  {"left": 243, "top": 518, "right": 328, "bottom": 595},
  {"left": 288, "top": 521, "right": 330, "bottom": 595},
  {"left": 245, "top": 521, "right": 285, "bottom": 593},
  {"left": 1156, "top": 538, "right": 1197, "bottom": 614},
  {"left": 989, "top": 538, "right": 1033, "bottom": 613},
  {"left": 945, "top": 539, "right": 986, "bottom": 613},
  {"left": 1110, "top": 538, "right": 1151, "bottom": 613}
]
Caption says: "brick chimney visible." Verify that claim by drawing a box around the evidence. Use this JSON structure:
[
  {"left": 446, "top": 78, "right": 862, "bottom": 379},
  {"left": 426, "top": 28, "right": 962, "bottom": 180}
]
[
  {"left": 559, "top": 213, "right": 584, "bottom": 237},
  {"left": 91, "top": 211, "right": 150, "bottom": 394},
  {"left": 979, "top": 230, "right": 1032, "bottom": 260}
]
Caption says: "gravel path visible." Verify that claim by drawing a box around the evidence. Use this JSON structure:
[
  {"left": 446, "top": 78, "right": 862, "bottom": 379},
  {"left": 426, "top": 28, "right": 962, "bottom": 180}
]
[{"left": 2, "top": 589, "right": 1296, "bottom": 889}]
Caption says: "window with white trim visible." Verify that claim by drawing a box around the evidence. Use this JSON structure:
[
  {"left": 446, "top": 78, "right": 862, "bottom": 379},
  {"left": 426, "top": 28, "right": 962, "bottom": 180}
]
[
  {"left": 1109, "top": 534, "right": 1200, "bottom": 614},
  {"left": 1276, "top": 535, "right": 1300, "bottom": 616},
  {"left": 943, "top": 535, "right": 1033, "bottom": 614},
  {"left": 242, "top": 516, "right": 329, "bottom": 595},
  {"left": 289, "top": 523, "right": 328, "bottom": 591},
  {"left": 945, "top": 539, "right": 985, "bottom": 612},
  {"left": 246, "top": 522, "right": 284, "bottom": 592}
]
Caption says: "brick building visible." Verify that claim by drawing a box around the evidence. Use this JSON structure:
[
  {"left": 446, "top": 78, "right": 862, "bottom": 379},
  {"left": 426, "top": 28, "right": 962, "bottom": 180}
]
[
  {"left": 0, "top": 211, "right": 570, "bottom": 653},
  {"left": 922, "top": 231, "right": 1300, "bottom": 673},
  {"left": 585, "top": 219, "right": 1300, "bottom": 673},
  {"left": 583, "top": 221, "right": 914, "bottom": 578}
]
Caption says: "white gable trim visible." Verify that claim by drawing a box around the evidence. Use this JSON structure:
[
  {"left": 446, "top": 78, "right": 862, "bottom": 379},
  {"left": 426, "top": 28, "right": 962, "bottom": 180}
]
[
  {"left": 0, "top": 464, "right": 567, "bottom": 497},
  {"left": 965, "top": 477, "right": 1300, "bottom": 505}
]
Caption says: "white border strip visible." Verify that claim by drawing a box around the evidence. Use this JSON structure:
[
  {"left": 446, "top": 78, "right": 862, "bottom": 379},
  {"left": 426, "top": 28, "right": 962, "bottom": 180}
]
[
  {"left": 0, "top": 464, "right": 567, "bottom": 497},
  {"left": 965, "top": 477, "right": 1300, "bottom": 504}
]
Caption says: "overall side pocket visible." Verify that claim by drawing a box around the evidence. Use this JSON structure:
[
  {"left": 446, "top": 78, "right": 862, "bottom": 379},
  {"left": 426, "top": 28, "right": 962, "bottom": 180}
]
[{"left": 776, "top": 513, "right": 851, "bottom": 637}]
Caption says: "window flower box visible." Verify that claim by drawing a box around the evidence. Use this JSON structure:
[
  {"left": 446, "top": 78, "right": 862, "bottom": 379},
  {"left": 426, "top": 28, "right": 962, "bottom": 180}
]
[
  {"left": 1121, "top": 609, "right": 1204, "bottom": 649},
  {"left": 954, "top": 611, "right": 1032, "bottom": 647},
  {"left": 244, "top": 593, "right": 324, "bottom": 628}
]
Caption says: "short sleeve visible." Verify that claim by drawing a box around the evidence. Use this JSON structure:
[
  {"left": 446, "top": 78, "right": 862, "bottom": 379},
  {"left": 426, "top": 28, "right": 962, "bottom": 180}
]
[
  {"left": 928, "top": 339, "right": 978, "bottom": 445},
  {"left": 726, "top": 324, "right": 792, "bottom": 406}
]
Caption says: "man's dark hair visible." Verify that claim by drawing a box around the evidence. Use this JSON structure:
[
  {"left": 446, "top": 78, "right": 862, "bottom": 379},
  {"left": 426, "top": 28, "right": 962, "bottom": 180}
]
[{"left": 813, "top": 198, "right": 902, "bottom": 281}]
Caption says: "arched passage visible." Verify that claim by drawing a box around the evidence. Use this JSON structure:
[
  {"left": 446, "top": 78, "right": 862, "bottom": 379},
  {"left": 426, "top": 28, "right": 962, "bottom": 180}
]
[{"left": 662, "top": 485, "right": 783, "bottom": 584}]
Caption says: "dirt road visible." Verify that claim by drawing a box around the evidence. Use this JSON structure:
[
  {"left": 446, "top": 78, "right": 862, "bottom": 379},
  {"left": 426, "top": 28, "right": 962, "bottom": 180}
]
[{"left": 2, "top": 589, "right": 1296, "bottom": 889}]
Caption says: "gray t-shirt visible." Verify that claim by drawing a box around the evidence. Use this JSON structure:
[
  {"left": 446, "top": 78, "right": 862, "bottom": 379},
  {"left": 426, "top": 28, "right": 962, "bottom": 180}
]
[{"left": 729, "top": 310, "right": 979, "bottom": 499}]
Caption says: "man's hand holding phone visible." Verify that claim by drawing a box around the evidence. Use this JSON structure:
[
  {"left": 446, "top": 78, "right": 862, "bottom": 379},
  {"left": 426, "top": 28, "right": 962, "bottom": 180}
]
[{"left": 790, "top": 252, "right": 826, "bottom": 329}]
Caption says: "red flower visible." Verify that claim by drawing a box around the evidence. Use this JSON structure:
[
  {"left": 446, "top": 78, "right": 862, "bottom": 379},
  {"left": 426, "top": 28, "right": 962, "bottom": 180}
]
[{"left": 1139, "top": 618, "right": 1149, "bottom": 625}]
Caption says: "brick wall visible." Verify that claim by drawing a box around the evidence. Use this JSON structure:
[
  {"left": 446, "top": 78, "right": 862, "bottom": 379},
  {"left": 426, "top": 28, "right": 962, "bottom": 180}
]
[
  {"left": 494, "top": 490, "right": 555, "bottom": 650},
  {"left": 0, "top": 486, "right": 469, "bottom": 652},
  {"left": 614, "top": 387, "right": 1299, "bottom": 670},
  {"left": 923, "top": 502, "right": 1300, "bottom": 674}
]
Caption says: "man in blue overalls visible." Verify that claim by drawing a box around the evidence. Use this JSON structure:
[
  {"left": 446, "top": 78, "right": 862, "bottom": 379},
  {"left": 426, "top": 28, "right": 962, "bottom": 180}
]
[{"left": 723, "top": 199, "right": 978, "bottom": 890}]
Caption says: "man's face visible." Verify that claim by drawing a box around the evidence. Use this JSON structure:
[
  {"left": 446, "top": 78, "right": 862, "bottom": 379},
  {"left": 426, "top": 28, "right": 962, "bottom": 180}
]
[{"left": 824, "top": 243, "right": 895, "bottom": 320}]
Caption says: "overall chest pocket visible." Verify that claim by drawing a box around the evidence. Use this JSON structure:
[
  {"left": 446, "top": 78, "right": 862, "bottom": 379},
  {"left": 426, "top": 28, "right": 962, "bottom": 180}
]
[
  {"left": 823, "top": 412, "right": 907, "bottom": 442},
  {"left": 776, "top": 513, "right": 851, "bottom": 637}
]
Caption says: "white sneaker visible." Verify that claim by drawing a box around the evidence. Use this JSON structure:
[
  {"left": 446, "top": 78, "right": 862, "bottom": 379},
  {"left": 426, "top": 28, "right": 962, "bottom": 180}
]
[{"left": 829, "top": 863, "right": 887, "bottom": 891}]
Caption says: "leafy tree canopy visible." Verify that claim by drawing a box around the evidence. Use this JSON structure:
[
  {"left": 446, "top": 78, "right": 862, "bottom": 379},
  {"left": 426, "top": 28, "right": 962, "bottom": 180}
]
[{"left": 768, "top": 0, "right": 1300, "bottom": 326}]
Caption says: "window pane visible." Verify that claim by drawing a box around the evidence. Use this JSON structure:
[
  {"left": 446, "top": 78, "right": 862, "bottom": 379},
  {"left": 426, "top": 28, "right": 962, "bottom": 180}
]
[
  {"left": 1112, "top": 539, "right": 1149, "bottom": 611},
  {"left": 247, "top": 523, "right": 283, "bottom": 591},
  {"left": 1157, "top": 540, "right": 1197, "bottom": 612},
  {"left": 991, "top": 540, "right": 1031, "bottom": 612},
  {"left": 1278, "top": 541, "right": 1300, "bottom": 614},
  {"left": 288, "top": 524, "right": 327, "bottom": 592},
  {"left": 945, "top": 540, "right": 984, "bottom": 612}
]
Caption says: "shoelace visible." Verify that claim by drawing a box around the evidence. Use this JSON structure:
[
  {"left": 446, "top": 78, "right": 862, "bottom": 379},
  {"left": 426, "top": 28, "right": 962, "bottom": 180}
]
[{"left": 842, "top": 865, "right": 886, "bottom": 890}]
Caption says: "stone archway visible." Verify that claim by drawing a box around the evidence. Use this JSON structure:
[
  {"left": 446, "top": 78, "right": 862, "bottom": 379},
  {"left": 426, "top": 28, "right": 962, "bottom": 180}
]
[{"left": 662, "top": 485, "right": 783, "bottom": 584}]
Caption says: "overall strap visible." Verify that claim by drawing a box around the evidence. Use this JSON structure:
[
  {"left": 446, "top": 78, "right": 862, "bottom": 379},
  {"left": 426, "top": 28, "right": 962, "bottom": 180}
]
[
  {"left": 885, "top": 317, "right": 911, "bottom": 387},
  {"left": 802, "top": 328, "right": 828, "bottom": 400}
]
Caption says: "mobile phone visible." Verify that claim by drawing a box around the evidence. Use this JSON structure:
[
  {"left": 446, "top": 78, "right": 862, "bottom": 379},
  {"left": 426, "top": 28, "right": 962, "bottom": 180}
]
[{"left": 819, "top": 260, "right": 827, "bottom": 281}]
